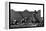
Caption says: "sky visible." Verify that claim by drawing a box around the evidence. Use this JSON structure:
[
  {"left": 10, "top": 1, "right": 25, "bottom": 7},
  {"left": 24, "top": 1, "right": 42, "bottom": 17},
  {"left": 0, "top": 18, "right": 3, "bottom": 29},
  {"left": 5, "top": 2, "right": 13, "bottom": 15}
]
[{"left": 10, "top": 4, "right": 43, "bottom": 17}]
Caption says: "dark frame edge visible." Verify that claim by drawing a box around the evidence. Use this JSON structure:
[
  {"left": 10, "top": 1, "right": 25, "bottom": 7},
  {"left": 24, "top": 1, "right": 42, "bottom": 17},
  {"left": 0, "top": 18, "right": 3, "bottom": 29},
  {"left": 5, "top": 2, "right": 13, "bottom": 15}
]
[
  {"left": 9, "top": 2, "right": 11, "bottom": 29},
  {"left": 9, "top": 2, "right": 44, "bottom": 5},
  {"left": 43, "top": 4, "right": 44, "bottom": 27}
]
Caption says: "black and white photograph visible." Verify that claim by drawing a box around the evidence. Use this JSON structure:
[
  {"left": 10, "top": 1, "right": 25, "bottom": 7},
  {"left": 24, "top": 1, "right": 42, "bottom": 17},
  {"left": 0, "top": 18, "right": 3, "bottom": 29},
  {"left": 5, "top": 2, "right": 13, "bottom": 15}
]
[
  {"left": 9, "top": 2, "right": 44, "bottom": 29},
  {"left": 0, "top": 0, "right": 46, "bottom": 31}
]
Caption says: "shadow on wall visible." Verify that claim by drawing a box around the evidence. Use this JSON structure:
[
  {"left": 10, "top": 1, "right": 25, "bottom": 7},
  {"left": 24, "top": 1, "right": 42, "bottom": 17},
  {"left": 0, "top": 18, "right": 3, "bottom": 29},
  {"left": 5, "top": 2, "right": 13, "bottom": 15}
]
[{"left": 5, "top": 2, "right": 9, "bottom": 30}]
